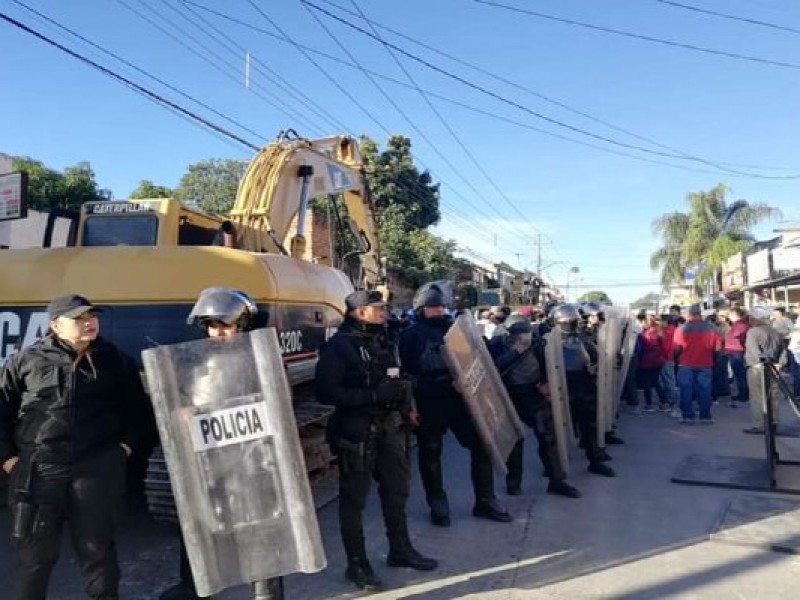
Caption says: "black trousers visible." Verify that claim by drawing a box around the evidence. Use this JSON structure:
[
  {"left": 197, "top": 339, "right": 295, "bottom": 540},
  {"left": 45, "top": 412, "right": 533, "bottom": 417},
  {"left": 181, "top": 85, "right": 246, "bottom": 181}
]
[
  {"left": 567, "top": 373, "right": 603, "bottom": 463},
  {"left": 337, "top": 411, "right": 411, "bottom": 562},
  {"left": 506, "top": 391, "right": 566, "bottom": 489},
  {"left": 415, "top": 391, "right": 495, "bottom": 504},
  {"left": 8, "top": 447, "right": 126, "bottom": 600}
]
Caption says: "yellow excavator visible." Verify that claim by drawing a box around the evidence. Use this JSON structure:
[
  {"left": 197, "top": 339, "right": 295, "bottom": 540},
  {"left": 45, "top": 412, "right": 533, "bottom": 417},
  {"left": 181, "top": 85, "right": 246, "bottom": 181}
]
[{"left": 0, "top": 131, "right": 385, "bottom": 512}]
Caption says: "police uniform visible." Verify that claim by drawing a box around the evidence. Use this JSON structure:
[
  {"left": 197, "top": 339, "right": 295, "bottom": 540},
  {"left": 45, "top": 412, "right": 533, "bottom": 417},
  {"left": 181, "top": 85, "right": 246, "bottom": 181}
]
[
  {"left": 398, "top": 287, "right": 512, "bottom": 526},
  {"left": 488, "top": 319, "right": 581, "bottom": 498},
  {"left": 0, "top": 294, "right": 150, "bottom": 600},
  {"left": 316, "top": 291, "right": 436, "bottom": 592}
]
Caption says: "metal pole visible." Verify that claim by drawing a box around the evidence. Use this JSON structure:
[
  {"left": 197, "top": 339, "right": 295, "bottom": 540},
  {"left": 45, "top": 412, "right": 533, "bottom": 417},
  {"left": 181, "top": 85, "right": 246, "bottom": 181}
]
[{"left": 252, "top": 577, "right": 284, "bottom": 600}]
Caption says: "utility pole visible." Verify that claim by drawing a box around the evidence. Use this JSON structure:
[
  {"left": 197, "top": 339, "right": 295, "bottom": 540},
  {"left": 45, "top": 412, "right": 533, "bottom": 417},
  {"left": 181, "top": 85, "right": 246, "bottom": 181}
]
[{"left": 535, "top": 233, "right": 543, "bottom": 305}]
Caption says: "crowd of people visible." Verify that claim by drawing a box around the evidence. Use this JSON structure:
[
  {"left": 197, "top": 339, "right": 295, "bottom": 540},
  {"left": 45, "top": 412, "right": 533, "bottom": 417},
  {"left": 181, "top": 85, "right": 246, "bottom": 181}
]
[{"left": 2, "top": 285, "right": 799, "bottom": 599}]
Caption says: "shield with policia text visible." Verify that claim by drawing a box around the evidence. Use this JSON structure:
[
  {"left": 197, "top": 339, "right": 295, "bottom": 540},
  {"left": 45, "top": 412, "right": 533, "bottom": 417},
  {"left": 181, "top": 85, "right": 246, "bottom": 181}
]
[
  {"left": 443, "top": 312, "right": 525, "bottom": 474},
  {"left": 142, "top": 328, "right": 325, "bottom": 597}
]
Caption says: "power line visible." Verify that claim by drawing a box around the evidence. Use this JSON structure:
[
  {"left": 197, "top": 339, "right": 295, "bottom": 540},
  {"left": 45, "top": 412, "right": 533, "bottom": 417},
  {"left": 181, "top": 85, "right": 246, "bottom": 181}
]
[
  {"left": 655, "top": 0, "right": 800, "bottom": 35},
  {"left": 347, "top": 0, "right": 539, "bottom": 235},
  {"left": 246, "top": 1, "right": 538, "bottom": 253},
  {"left": 0, "top": 10, "right": 259, "bottom": 152},
  {"left": 320, "top": 0, "right": 797, "bottom": 172},
  {"left": 301, "top": 0, "right": 800, "bottom": 180},
  {"left": 115, "top": 0, "right": 326, "bottom": 135},
  {"left": 0, "top": 4, "right": 519, "bottom": 261},
  {"left": 300, "top": 0, "right": 542, "bottom": 246},
  {"left": 10, "top": 0, "right": 269, "bottom": 144},
  {"left": 186, "top": 0, "right": 799, "bottom": 179},
  {"left": 171, "top": 0, "right": 348, "bottom": 134},
  {"left": 474, "top": 0, "right": 800, "bottom": 71}
]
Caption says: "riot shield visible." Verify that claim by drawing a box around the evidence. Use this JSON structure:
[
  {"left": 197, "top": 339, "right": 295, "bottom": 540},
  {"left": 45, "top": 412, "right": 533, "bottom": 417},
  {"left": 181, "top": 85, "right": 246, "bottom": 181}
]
[
  {"left": 142, "top": 329, "right": 325, "bottom": 597},
  {"left": 596, "top": 310, "right": 624, "bottom": 447},
  {"left": 543, "top": 330, "right": 574, "bottom": 475},
  {"left": 616, "top": 314, "right": 638, "bottom": 411},
  {"left": 443, "top": 312, "right": 525, "bottom": 473}
]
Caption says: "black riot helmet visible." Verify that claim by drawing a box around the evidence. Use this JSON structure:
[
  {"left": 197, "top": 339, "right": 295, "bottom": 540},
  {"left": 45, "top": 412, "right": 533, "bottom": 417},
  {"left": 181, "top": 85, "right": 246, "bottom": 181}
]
[
  {"left": 549, "top": 303, "right": 582, "bottom": 327},
  {"left": 413, "top": 280, "right": 454, "bottom": 310},
  {"left": 505, "top": 314, "right": 533, "bottom": 336},
  {"left": 580, "top": 301, "right": 605, "bottom": 322},
  {"left": 187, "top": 287, "right": 259, "bottom": 331}
]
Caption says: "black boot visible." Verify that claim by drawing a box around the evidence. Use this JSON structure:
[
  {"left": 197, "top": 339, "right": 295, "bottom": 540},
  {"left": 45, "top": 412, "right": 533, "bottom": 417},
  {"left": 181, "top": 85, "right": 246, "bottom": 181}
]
[
  {"left": 547, "top": 479, "right": 582, "bottom": 498},
  {"left": 419, "top": 436, "right": 449, "bottom": 526},
  {"left": 596, "top": 448, "right": 613, "bottom": 462},
  {"left": 159, "top": 582, "right": 207, "bottom": 600},
  {"left": 387, "top": 533, "right": 438, "bottom": 571},
  {"left": 605, "top": 431, "right": 625, "bottom": 445},
  {"left": 473, "top": 497, "right": 513, "bottom": 522},
  {"left": 588, "top": 462, "right": 616, "bottom": 477},
  {"left": 345, "top": 558, "right": 383, "bottom": 591},
  {"left": 429, "top": 496, "right": 451, "bottom": 527}
]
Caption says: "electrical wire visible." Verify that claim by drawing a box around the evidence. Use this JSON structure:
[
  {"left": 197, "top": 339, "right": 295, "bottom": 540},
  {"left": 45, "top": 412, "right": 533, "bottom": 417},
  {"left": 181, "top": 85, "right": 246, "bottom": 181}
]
[
  {"left": 170, "top": 0, "right": 348, "bottom": 134},
  {"left": 302, "top": 0, "right": 800, "bottom": 180},
  {"left": 186, "top": 0, "right": 799, "bottom": 178},
  {"left": 347, "top": 0, "right": 539, "bottom": 234},
  {"left": 115, "top": 0, "right": 326, "bottom": 135},
  {"left": 0, "top": 10, "right": 260, "bottom": 152},
  {"left": 474, "top": 0, "right": 800, "bottom": 71},
  {"left": 320, "top": 0, "right": 797, "bottom": 172},
  {"left": 655, "top": 0, "right": 800, "bottom": 35},
  {"left": 300, "top": 0, "right": 541, "bottom": 246},
  {"left": 10, "top": 0, "right": 269, "bottom": 144},
  {"left": 247, "top": 1, "right": 539, "bottom": 253}
]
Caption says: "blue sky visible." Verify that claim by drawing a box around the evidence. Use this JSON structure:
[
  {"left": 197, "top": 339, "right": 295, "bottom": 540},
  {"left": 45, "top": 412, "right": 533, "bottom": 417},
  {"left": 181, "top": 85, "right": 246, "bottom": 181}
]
[{"left": 2, "top": 0, "right": 799, "bottom": 303}]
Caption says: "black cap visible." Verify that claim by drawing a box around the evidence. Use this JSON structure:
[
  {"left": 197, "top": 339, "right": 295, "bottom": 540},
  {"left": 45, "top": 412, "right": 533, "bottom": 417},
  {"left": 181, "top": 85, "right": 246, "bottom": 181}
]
[
  {"left": 47, "top": 294, "right": 99, "bottom": 320},
  {"left": 345, "top": 290, "right": 386, "bottom": 312}
]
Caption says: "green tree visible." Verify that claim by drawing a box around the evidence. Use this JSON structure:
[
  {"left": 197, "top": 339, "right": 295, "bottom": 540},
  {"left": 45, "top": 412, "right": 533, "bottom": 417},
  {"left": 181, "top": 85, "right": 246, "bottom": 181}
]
[
  {"left": 360, "top": 136, "right": 448, "bottom": 285},
  {"left": 361, "top": 135, "right": 440, "bottom": 231},
  {"left": 630, "top": 292, "right": 662, "bottom": 312},
  {"left": 12, "top": 156, "right": 111, "bottom": 211},
  {"left": 175, "top": 159, "right": 247, "bottom": 213},
  {"left": 650, "top": 184, "right": 781, "bottom": 290},
  {"left": 129, "top": 180, "right": 174, "bottom": 199},
  {"left": 577, "top": 290, "right": 612, "bottom": 304}
]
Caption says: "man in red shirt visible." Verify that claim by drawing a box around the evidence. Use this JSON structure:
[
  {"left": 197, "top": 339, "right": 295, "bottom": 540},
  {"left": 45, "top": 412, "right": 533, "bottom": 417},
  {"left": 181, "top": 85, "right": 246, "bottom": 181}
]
[
  {"left": 673, "top": 304, "right": 722, "bottom": 424},
  {"left": 724, "top": 307, "right": 751, "bottom": 405}
]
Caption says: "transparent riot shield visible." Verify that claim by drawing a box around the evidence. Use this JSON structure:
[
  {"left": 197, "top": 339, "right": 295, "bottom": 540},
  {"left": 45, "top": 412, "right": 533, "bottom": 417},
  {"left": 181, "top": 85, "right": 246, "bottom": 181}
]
[
  {"left": 443, "top": 312, "right": 524, "bottom": 473},
  {"left": 616, "top": 314, "right": 638, "bottom": 412},
  {"left": 543, "top": 330, "right": 574, "bottom": 475},
  {"left": 142, "top": 329, "right": 326, "bottom": 597}
]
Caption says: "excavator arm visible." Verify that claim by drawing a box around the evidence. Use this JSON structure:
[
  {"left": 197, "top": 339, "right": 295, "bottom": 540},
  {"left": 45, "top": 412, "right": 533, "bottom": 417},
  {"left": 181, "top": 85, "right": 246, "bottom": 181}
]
[{"left": 230, "top": 133, "right": 383, "bottom": 288}]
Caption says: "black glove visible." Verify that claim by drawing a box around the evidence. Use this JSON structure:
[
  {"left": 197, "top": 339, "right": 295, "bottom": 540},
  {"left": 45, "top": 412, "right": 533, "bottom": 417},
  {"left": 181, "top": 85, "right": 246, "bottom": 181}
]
[{"left": 373, "top": 378, "right": 413, "bottom": 410}]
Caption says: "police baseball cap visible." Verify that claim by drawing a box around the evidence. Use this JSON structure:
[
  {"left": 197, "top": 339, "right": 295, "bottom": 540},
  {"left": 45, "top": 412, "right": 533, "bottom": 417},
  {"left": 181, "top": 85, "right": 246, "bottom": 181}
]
[
  {"left": 345, "top": 290, "right": 386, "bottom": 312},
  {"left": 47, "top": 294, "right": 99, "bottom": 320}
]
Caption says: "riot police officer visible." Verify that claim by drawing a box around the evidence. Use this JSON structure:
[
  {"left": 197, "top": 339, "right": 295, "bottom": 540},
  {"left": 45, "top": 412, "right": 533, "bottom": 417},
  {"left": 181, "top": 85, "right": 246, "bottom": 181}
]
[
  {"left": 488, "top": 315, "right": 581, "bottom": 498},
  {"left": 316, "top": 290, "right": 437, "bottom": 592},
  {"left": 159, "top": 287, "right": 283, "bottom": 600},
  {"left": 399, "top": 285, "right": 512, "bottom": 527},
  {"left": 550, "top": 304, "right": 616, "bottom": 477}
]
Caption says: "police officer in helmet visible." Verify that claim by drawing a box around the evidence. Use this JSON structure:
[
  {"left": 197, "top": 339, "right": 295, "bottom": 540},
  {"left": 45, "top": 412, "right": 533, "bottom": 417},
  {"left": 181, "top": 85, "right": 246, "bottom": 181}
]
[
  {"left": 550, "top": 304, "right": 615, "bottom": 477},
  {"left": 399, "top": 284, "right": 512, "bottom": 527},
  {"left": 316, "top": 290, "right": 437, "bottom": 592},
  {"left": 488, "top": 315, "right": 581, "bottom": 498},
  {"left": 159, "top": 287, "right": 283, "bottom": 600}
]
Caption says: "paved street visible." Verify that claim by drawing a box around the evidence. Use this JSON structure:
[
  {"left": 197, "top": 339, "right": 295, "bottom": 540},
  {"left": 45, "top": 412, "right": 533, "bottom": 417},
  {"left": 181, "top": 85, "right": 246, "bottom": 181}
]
[{"left": 3, "top": 401, "right": 800, "bottom": 599}]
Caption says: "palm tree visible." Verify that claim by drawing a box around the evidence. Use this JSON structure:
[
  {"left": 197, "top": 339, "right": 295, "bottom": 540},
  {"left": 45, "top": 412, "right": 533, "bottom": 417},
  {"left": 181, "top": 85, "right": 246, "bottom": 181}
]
[{"left": 650, "top": 184, "right": 782, "bottom": 291}]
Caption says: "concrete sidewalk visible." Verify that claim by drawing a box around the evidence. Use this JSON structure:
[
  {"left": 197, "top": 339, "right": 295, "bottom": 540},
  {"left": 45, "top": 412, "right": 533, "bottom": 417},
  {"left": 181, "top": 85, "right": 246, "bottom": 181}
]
[{"left": 3, "top": 400, "right": 800, "bottom": 599}]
